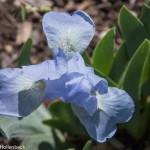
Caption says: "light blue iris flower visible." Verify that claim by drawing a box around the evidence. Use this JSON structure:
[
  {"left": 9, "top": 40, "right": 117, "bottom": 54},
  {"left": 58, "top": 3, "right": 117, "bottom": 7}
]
[
  {"left": 0, "top": 9, "right": 135, "bottom": 143},
  {"left": 42, "top": 10, "right": 95, "bottom": 58}
]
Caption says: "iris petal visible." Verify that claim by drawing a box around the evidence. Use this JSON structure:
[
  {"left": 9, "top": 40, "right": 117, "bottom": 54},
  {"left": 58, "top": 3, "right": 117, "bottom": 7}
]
[
  {"left": 42, "top": 11, "right": 95, "bottom": 56},
  {"left": 73, "top": 10, "right": 95, "bottom": 27},
  {"left": 0, "top": 68, "right": 46, "bottom": 117},
  {"left": 97, "top": 87, "right": 134, "bottom": 123},
  {"left": 45, "top": 72, "right": 97, "bottom": 115},
  {"left": 72, "top": 87, "right": 134, "bottom": 142},
  {"left": 87, "top": 69, "right": 108, "bottom": 94}
]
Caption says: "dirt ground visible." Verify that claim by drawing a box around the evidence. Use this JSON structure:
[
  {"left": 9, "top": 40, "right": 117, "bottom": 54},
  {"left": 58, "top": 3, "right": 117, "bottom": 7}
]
[{"left": 0, "top": 0, "right": 147, "bottom": 150}]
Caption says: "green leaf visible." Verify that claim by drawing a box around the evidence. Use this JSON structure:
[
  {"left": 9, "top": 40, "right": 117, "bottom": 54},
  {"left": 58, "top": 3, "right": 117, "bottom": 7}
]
[
  {"left": 22, "top": 129, "right": 65, "bottom": 150},
  {"left": 92, "top": 28, "right": 115, "bottom": 75},
  {"left": 123, "top": 40, "right": 150, "bottom": 139},
  {"left": 43, "top": 101, "right": 87, "bottom": 136},
  {"left": 18, "top": 38, "right": 32, "bottom": 67},
  {"left": 21, "top": 6, "right": 26, "bottom": 21},
  {"left": 119, "top": 6, "right": 148, "bottom": 58},
  {"left": 142, "top": 78, "right": 150, "bottom": 97},
  {"left": 125, "top": 104, "right": 143, "bottom": 139},
  {"left": 82, "top": 141, "right": 92, "bottom": 150},
  {"left": 109, "top": 42, "right": 128, "bottom": 83},
  {"left": 82, "top": 51, "right": 91, "bottom": 65},
  {"left": 126, "top": 88, "right": 150, "bottom": 139},
  {"left": 144, "top": 0, "right": 150, "bottom": 4},
  {"left": 141, "top": 4, "right": 150, "bottom": 36},
  {"left": 0, "top": 105, "right": 64, "bottom": 150},
  {"left": 123, "top": 39, "right": 150, "bottom": 100}
]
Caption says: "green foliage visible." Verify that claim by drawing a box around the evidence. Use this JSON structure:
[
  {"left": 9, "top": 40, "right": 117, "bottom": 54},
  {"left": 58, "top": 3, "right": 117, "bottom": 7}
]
[
  {"left": 122, "top": 40, "right": 150, "bottom": 100},
  {"left": 21, "top": 6, "right": 26, "bottom": 21},
  {"left": 43, "top": 101, "right": 87, "bottom": 137},
  {"left": 82, "top": 51, "right": 92, "bottom": 65},
  {"left": 94, "top": 68, "right": 118, "bottom": 87},
  {"left": 109, "top": 42, "right": 128, "bottom": 83},
  {"left": 119, "top": 6, "right": 148, "bottom": 58},
  {"left": 123, "top": 40, "right": 150, "bottom": 138},
  {"left": 0, "top": 105, "right": 65, "bottom": 150},
  {"left": 141, "top": 4, "right": 150, "bottom": 35},
  {"left": 82, "top": 141, "right": 92, "bottom": 150},
  {"left": 144, "top": 0, "right": 150, "bottom": 5},
  {"left": 18, "top": 38, "right": 32, "bottom": 67},
  {"left": 92, "top": 28, "right": 115, "bottom": 75}
]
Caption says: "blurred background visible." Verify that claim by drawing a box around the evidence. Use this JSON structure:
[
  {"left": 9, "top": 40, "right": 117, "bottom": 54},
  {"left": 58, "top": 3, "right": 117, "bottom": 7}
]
[
  {"left": 0, "top": 0, "right": 142, "bottom": 68},
  {"left": 0, "top": 0, "right": 147, "bottom": 150}
]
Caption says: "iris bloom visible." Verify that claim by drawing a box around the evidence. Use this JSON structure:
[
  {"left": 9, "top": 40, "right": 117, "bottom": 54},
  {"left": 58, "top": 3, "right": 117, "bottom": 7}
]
[
  {"left": 42, "top": 10, "right": 95, "bottom": 58},
  {"left": 0, "top": 9, "right": 134, "bottom": 143}
]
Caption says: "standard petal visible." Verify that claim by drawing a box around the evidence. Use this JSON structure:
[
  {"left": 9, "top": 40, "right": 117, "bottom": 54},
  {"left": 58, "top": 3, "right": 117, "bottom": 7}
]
[
  {"left": 73, "top": 10, "right": 95, "bottom": 27},
  {"left": 42, "top": 11, "right": 95, "bottom": 56},
  {"left": 68, "top": 52, "right": 87, "bottom": 74}
]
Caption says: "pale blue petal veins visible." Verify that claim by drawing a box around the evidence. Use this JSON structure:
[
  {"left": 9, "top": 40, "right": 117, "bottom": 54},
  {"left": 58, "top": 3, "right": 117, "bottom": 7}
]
[
  {"left": 97, "top": 87, "right": 134, "bottom": 123},
  {"left": 42, "top": 11, "right": 95, "bottom": 56},
  {"left": 72, "top": 87, "right": 134, "bottom": 142}
]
